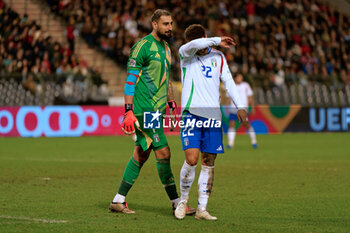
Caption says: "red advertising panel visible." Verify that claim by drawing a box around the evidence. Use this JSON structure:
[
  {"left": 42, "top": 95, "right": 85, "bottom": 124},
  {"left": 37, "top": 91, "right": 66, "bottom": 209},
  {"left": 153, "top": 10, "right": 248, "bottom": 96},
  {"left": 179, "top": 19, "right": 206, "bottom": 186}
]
[
  {"left": 0, "top": 106, "right": 125, "bottom": 137},
  {"left": 1, "top": 105, "right": 349, "bottom": 137}
]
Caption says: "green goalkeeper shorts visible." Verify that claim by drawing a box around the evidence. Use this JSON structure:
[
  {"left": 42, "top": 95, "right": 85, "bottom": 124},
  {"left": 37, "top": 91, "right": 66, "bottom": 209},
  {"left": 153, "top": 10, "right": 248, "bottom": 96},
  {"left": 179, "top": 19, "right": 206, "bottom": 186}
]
[{"left": 135, "top": 116, "right": 168, "bottom": 151}]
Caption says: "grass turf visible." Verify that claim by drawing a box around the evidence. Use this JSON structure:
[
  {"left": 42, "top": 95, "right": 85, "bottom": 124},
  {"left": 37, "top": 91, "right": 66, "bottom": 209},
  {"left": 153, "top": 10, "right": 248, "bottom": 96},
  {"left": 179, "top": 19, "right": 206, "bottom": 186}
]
[{"left": 0, "top": 133, "right": 350, "bottom": 232}]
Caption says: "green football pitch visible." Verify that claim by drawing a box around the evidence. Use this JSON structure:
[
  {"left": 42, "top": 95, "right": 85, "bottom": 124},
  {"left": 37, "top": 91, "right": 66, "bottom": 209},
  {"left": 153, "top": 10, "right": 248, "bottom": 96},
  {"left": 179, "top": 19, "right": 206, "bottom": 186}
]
[{"left": 0, "top": 133, "right": 349, "bottom": 233}]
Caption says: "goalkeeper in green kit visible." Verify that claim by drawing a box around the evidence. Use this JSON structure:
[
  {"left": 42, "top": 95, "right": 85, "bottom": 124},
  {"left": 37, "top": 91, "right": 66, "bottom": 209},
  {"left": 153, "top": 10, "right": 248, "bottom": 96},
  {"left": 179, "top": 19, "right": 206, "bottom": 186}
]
[{"left": 110, "top": 9, "right": 195, "bottom": 215}]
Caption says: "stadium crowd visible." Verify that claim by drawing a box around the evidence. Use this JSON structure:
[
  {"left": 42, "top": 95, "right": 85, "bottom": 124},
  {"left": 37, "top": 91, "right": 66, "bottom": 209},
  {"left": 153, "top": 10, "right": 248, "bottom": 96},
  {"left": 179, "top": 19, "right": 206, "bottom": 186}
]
[
  {"left": 45, "top": 0, "right": 350, "bottom": 91},
  {"left": 0, "top": 1, "right": 103, "bottom": 96}
]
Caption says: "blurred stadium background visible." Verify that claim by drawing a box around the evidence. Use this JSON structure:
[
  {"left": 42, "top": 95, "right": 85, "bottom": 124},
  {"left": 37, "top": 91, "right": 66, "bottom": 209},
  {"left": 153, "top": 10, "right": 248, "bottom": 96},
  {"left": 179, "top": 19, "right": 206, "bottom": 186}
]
[
  {"left": 1, "top": 0, "right": 350, "bottom": 136},
  {"left": 0, "top": 0, "right": 349, "bottom": 106},
  {"left": 1, "top": 1, "right": 350, "bottom": 232}
]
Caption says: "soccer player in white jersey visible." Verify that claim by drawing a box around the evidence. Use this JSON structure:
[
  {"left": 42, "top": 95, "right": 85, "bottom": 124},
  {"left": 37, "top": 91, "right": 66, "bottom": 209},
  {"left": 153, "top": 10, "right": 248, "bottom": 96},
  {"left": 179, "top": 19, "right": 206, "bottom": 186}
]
[
  {"left": 174, "top": 24, "right": 249, "bottom": 221},
  {"left": 226, "top": 72, "right": 257, "bottom": 149}
]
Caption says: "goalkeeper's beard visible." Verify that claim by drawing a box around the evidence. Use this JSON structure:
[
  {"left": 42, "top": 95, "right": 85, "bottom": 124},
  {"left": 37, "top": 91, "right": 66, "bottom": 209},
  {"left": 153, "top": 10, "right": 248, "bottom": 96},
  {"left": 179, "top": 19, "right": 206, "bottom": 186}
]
[{"left": 157, "top": 30, "right": 172, "bottom": 42}]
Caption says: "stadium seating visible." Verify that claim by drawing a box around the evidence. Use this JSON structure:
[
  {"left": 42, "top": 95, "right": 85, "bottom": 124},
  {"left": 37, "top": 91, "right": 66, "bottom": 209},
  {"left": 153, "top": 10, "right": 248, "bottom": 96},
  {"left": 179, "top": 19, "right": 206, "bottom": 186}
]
[
  {"left": 41, "top": 0, "right": 350, "bottom": 106},
  {"left": 2, "top": 0, "right": 350, "bottom": 106},
  {"left": 0, "top": 2, "right": 109, "bottom": 105}
]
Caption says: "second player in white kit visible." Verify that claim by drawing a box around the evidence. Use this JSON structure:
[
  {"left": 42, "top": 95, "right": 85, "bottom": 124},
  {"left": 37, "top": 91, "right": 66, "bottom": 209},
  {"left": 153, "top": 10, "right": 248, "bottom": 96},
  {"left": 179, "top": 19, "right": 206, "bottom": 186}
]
[{"left": 226, "top": 73, "right": 257, "bottom": 149}]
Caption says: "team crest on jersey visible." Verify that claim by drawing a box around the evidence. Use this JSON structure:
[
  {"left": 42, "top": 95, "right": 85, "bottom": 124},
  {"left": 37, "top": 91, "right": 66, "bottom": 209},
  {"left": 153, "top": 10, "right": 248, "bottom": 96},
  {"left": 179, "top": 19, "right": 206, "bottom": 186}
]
[
  {"left": 184, "top": 137, "right": 189, "bottom": 146},
  {"left": 129, "top": 59, "right": 136, "bottom": 67},
  {"left": 211, "top": 58, "right": 217, "bottom": 67},
  {"left": 154, "top": 134, "right": 160, "bottom": 142}
]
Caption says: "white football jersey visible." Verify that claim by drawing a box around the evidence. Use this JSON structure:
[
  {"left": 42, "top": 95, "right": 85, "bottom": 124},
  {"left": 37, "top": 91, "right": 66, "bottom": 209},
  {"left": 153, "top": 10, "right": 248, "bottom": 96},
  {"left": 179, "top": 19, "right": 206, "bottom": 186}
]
[
  {"left": 179, "top": 37, "right": 244, "bottom": 120},
  {"left": 228, "top": 82, "right": 253, "bottom": 109}
]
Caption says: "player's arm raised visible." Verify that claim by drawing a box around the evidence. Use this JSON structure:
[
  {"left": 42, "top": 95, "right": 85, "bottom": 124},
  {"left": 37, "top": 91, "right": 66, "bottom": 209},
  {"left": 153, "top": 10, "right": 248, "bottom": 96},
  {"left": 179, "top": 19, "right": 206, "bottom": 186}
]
[
  {"left": 179, "top": 36, "right": 235, "bottom": 59},
  {"left": 179, "top": 37, "right": 220, "bottom": 59},
  {"left": 220, "top": 56, "right": 249, "bottom": 128}
]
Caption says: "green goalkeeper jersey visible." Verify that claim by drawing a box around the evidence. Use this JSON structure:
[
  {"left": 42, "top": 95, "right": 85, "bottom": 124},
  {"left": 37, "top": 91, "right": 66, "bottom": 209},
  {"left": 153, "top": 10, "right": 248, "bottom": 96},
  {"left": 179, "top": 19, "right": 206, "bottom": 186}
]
[{"left": 127, "top": 34, "right": 171, "bottom": 115}]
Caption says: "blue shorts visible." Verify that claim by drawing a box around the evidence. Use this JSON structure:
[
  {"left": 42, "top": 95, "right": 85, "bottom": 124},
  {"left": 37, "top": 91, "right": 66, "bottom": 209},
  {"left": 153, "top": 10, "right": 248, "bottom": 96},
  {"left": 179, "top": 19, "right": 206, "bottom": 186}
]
[
  {"left": 180, "top": 112, "right": 224, "bottom": 154},
  {"left": 229, "top": 113, "right": 238, "bottom": 121},
  {"left": 229, "top": 113, "right": 251, "bottom": 121}
]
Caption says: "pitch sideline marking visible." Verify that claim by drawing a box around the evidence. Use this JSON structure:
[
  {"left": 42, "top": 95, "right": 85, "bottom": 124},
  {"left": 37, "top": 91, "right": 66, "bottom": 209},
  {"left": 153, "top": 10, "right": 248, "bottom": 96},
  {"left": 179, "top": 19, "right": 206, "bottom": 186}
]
[{"left": 0, "top": 215, "right": 68, "bottom": 223}]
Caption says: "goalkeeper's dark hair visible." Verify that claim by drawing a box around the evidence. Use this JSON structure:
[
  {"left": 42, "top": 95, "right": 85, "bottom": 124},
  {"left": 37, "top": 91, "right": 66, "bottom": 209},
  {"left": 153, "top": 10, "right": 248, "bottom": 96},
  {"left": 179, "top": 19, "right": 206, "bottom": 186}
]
[
  {"left": 151, "top": 9, "right": 171, "bottom": 22},
  {"left": 184, "top": 24, "right": 206, "bottom": 42}
]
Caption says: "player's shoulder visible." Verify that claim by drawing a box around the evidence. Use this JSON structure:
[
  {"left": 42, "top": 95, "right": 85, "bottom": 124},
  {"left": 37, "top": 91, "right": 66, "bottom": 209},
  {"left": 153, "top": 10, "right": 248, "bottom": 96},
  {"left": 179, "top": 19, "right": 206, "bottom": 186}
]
[
  {"left": 210, "top": 48, "right": 226, "bottom": 63},
  {"left": 133, "top": 35, "right": 153, "bottom": 48},
  {"left": 242, "top": 81, "right": 251, "bottom": 87},
  {"left": 135, "top": 35, "right": 152, "bottom": 47},
  {"left": 242, "top": 81, "right": 253, "bottom": 92},
  {"left": 131, "top": 35, "right": 152, "bottom": 57},
  {"left": 210, "top": 48, "right": 225, "bottom": 57}
]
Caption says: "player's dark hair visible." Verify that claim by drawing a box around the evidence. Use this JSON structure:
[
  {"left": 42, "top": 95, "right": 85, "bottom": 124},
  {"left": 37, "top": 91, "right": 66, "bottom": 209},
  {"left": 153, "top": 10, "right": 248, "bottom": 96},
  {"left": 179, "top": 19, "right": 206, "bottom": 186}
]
[
  {"left": 184, "top": 24, "right": 206, "bottom": 42},
  {"left": 151, "top": 9, "right": 171, "bottom": 22}
]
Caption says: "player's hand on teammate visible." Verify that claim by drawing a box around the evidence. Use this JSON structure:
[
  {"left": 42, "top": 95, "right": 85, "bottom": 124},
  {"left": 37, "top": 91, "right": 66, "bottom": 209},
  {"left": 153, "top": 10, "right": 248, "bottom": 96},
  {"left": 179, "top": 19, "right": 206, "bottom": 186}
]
[
  {"left": 237, "top": 109, "right": 249, "bottom": 128},
  {"left": 219, "top": 36, "right": 236, "bottom": 48},
  {"left": 121, "top": 110, "right": 140, "bottom": 135}
]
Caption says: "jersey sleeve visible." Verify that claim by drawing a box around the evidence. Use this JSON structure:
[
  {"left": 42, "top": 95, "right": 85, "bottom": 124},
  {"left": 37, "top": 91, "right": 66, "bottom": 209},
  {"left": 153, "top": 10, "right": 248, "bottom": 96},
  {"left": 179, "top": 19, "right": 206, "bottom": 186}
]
[
  {"left": 179, "top": 37, "right": 221, "bottom": 60},
  {"left": 219, "top": 54, "right": 245, "bottom": 110},
  {"left": 127, "top": 39, "right": 149, "bottom": 72},
  {"left": 124, "top": 40, "right": 149, "bottom": 96}
]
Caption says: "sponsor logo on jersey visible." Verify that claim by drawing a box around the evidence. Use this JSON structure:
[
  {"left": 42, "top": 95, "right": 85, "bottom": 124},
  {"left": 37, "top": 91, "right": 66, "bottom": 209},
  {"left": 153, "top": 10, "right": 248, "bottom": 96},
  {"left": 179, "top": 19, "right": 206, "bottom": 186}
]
[{"left": 217, "top": 145, "right": 222, "bottom": 151}]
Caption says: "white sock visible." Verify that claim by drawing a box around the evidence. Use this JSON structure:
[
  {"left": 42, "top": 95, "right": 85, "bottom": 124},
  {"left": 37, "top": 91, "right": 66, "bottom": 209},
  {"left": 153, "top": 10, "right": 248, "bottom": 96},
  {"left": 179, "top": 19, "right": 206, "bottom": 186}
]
[
  {"left": 198, "top": 165, "right": 214, "bottom": 211},
  {"left": 228, "top": 127, "right": 236, "bottom": 147},
  {"left": 180, "top": 161, "right": 196, "bottom": 201},
  {"left": 248, "top": 126, "right": 257, "bottom": 144},
  {"left": 113, "top": 193, "right": 125, "bottom": 203}
]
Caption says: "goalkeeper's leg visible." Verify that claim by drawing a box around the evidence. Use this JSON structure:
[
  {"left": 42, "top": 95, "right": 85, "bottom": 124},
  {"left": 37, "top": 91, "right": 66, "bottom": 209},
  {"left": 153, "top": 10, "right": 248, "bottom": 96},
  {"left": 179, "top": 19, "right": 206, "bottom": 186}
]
[
  {"left": 154, "top": 146, "right": 180, "bottom": 207},
  {"left": 154, "top": 146, "right": 196, "bottom": 216},
  {"left": 110, "top": 146, "right": 151, "bottom": 214}
]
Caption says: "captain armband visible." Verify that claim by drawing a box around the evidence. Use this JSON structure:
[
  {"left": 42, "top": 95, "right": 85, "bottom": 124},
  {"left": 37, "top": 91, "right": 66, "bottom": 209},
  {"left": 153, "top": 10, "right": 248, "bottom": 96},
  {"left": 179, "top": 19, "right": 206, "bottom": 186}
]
[{"left": 124, "top": 70, "right": 139, "bottom": 96}]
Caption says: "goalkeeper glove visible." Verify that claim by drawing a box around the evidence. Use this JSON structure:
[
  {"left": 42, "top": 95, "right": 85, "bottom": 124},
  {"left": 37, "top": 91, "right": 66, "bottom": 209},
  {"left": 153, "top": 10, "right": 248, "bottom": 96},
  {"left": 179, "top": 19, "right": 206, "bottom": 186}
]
[{"left": 121, "top": 104, "right": 139, "bottom": 135}]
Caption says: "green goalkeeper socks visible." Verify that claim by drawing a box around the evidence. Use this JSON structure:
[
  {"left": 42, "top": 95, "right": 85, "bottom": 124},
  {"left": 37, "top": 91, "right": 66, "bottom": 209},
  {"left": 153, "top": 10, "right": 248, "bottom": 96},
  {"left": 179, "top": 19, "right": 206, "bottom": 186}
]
[
  {"left": 117, "top": 157, "right": 178, "bottom": 200},
  {"left": 156, "top": 158, "right": 179, "bottom": 200},
  {"left": 117, "top": 157, "right": 143, "bottom": 196}
]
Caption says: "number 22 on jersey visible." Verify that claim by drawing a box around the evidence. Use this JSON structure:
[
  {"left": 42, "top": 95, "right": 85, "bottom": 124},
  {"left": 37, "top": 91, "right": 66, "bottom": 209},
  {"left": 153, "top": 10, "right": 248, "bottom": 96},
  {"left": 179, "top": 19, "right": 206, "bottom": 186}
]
[{"left": 201, "top": 65, "right": 212, "bottom": 78}]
